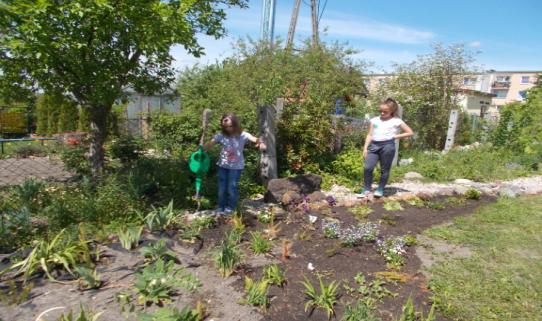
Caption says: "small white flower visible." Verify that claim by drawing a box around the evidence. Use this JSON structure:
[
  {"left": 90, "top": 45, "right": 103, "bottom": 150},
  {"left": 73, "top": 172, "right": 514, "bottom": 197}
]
[{"left": 307, "top": 263, "right": 315, "bottom": 271}]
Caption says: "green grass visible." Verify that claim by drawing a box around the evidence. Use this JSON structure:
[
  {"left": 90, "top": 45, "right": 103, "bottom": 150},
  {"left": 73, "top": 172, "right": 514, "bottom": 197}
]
[{"left": 424, "top": 196, "right": 542, "bottom": 321}]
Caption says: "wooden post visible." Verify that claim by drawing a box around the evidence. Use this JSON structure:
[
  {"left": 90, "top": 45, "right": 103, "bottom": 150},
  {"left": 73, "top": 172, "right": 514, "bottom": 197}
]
[
  {"left": 392, "top": 105, "right": 403, "bottom": 166},
  {"left": 310, "top": 0, "right": 319, "bottom": 47},
  {"left": 258, "top": 100, "right": 281, "bottom": 186},
  {"left": 444, "top": 109, "right": 459, "bottom": 153}
]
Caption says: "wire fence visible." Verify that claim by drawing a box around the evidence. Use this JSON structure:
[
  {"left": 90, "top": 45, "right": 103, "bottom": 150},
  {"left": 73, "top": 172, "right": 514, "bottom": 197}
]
[{"left": 0, "top": 138, "right": 73, "bottom": 188}]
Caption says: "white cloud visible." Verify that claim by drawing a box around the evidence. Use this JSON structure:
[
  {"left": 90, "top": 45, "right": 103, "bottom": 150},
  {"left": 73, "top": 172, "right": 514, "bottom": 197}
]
[
  {"left": 170, "top": 36, "right": 237, "bottom": 70},
  {"left": 469, "top": 41, "right": 482, "bottom": 48},
  {"left": 352, "top": 48, "right": 417, "bottom": 72},
  {"left": 291, "top": 15, "right": 434, "bottom": 44}
]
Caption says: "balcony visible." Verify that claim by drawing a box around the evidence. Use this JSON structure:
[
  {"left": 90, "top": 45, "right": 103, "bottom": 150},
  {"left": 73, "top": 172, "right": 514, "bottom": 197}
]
[{"left": 492, "top": 81, "right": 510, "bottom": 89}]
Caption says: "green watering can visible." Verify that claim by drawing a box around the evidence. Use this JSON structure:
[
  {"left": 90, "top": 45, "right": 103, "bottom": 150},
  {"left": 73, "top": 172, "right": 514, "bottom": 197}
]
[{"left": 189, "top": 109, "right": 213, "bottom": 200}]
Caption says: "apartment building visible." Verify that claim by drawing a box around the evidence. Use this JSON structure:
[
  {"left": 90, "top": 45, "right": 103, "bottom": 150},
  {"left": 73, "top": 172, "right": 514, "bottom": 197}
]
[{"left": 365, "top": 70, "right": 541, "bottom": 119}]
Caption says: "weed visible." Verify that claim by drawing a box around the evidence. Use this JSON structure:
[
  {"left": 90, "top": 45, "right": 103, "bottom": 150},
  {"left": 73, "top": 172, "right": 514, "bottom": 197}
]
[
  {"left": 214, "top": 233, "right": 242, "bottom": 277},
  {"left": 301, "top": 275, "right": 340, "bottom": 319},
  {"left": 396, "top": 296, "right": 435, "bottom": 321},
  {"left": 3, "top": 228, "right": 91, "bottom": 283},
  {"left": 265, "top": 220, "right": 282, "bottom": 240},
  {"left": 242, "top": 276, "right": 269, "bottom": 311},
  {"left": 281, "top": 239, "right": 292, "bottom": 259},
  {"left": 349, "top": 206, "right": 374, "bottom": 220},
  {"left": 192, "top": 215, "right": 215, "bottom": 230},
  {"left": 250, "top": 232, "right": 272, "bottom": 254},
  {"left": 383, "top": 200, "right": 404, "bottom": 211},
  {"left": 0, "top": 280, "right": 33, "bottom": 305},
  {"left": 445, "top": 196, "right": 466, "bottom": 206},
  {"left": 143, "top": 200, "right": 179, "bottom": 232},
  {"left": 13, "top": 178, "right": 44, "bottom": 209},
  {"left": 54, "top": 304, "right": 103, "bottom": 321},
  {"left": 424, "top": 200, "right": 445, "bottom": 210},
  {"left": 263, "top": 264, "right": 286, "bottom": 286},
  {"left": 296, "top": 229, "right": 312, "bottom": 241},
  {"left": 256, "top": 210, "right": 273, "bottom": 224},
  {"left": 134, "top": 259, "right": 201, "bottom": 306},
  {"left": 343, "top": 273, "right": 396, "bottom": 309},
  {"left": 380, "top": 214, "right": 397, "bottom": 225},
  {"left": 464, "top": 188, "right": 481, "bottom": 200},
  {"left": 341, "top": 300, "right": 380, "bottom": 321},
  {"left": 118, "top": 225, "right": 143, "bottom": 250},
  {"left": 75, "top": 266, "right": 103, "bottom": 290},
  {"left": 231, "top": 214, "right": 245, "bottom": 236},
  {"left": 139, "top": 239, "right": 177, "bottom": 263}
]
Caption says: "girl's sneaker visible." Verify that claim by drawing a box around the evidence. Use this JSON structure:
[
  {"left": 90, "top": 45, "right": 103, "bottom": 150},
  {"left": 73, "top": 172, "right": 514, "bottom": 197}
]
[
  {"left": 214, "top": 208, "right": 225, "bottom": 216},
  {"left": 374, "top": 188, "right": 384, "bottom": 198},
  {"left": 356, "top": 188, "right": 371, "bottom": 198},
  {"left": 224, "top": 208, "right": 234, "bottom": 216}
]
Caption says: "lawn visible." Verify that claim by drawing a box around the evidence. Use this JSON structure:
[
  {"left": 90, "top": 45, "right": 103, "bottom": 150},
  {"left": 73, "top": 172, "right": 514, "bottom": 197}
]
[{"left": 425, "top": 196, "right": 542, "bottom": 321}]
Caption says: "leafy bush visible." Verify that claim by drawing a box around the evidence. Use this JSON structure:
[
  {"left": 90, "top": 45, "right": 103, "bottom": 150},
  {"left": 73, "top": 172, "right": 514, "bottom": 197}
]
[
  {"left": 341, "top": 300, "right": 380, "bottom": 321},
  {"left": 263, "top": 264, "right": 286, "bottom": 287},
  {"left": 117, "top": 225, "right": 143, "bottom": 250},
  {"left": 139, "top": 239, "right": 177, "bottom": 263},
  {"left": 143, "top": 200, "right": 179, "bottom": 232},
  {"left": 108, "top": 135, "right": 143, "bottom": 165},
  {"left": 464, "top": 188, "right": 481, "bottom": 200},
  {"left": 0, "top": 205, "right": 35, "bottom": 252},
  {"left": 60, "top": 145, "right": 91, "bottom": 176},
  {"left": 13, "top": 144, "right": 45, "bottom": 158},
  {"left": 75, "top": 266, "right": 103, "bottom": 290},
  {"left": 249, "top": 232, "right": 272, "bottom": 254}
]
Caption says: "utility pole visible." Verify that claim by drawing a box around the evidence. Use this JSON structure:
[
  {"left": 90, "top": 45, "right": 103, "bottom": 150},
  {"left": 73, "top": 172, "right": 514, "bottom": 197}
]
[
  {"left": 310, "top": 0, "right": 319, "bottom": 47},
  {"left": 260, "top": 0, "right": 277, "bottom": 45},
  {"left": 286, "top": 0, "right": 302, "bottom": 48}
]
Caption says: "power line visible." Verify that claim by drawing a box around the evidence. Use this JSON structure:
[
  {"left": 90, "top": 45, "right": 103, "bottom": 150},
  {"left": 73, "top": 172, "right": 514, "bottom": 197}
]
[{"left": 318, "top": 0, "right": 328, "bottom": 23}]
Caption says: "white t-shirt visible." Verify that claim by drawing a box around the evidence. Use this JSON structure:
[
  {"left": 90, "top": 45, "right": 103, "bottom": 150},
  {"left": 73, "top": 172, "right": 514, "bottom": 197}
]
[{"left": 370, "top": 117, "right": 404, "bottom": 142}]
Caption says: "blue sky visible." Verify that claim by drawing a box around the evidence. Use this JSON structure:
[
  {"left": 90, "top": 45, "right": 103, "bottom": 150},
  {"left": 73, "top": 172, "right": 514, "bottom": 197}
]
[{"left": 171, "top": 0, "right": 542, "bottom": 73}]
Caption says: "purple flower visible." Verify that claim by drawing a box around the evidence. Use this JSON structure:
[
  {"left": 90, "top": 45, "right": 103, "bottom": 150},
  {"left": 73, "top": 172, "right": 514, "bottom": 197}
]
[{"left": 325, "top": 195, "right": 337, "bottom": 207}]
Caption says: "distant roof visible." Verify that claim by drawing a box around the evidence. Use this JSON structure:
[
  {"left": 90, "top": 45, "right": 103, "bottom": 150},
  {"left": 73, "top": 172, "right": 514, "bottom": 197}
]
[
  {"left": 366, "top": 70, "right": 542, "bottom": 77},
  {"left": 456, "top": 88, "right": 495, "bottom": 98}
]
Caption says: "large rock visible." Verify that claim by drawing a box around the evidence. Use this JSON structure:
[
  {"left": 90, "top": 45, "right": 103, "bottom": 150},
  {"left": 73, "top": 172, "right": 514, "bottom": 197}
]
[
  {"left": 281, "top": 191, "right": 301, "bottom": 205},
  {"left": 498, "top": 184, "right": 522, "bottom": 198},
  {"left": 454, "top": 178, "right": 474, "bottom": 185},
  {"left": 404, "top": 171, "right": 424, "bottom": 180},
  {"left": 265, "top": 173, "right": 322, "bottom": 203}
]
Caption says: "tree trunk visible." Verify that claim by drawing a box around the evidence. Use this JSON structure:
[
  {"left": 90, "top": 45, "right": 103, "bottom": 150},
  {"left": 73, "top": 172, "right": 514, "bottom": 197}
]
[{"left": 88, "top": 105, "right": 110, "bottom": 180}]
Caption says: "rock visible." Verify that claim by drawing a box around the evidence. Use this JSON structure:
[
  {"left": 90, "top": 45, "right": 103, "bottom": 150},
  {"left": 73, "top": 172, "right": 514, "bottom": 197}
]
[
  {"left": 404, "top": 172, "right": 424, "bottom": 180},
  {"left": 281, "top": 190, "right": 302, "bottom": 205},
  {"left": 399, "top": 158, "right": 414, "bottom": 166},
  {"left": 307, "top": 191, "right": 327, "bottom": 202},
  {"left": 416, "top": 192, "right": 432, "bottom": 201},
  {"left": 454, "top": 178, "right": 474, "bottom": 185},
  {"left": 498, "top": 184, "right": 522, "bottom": 198},
  {"left": 265, "top": 173, "right": 322, "bottom": 203}
]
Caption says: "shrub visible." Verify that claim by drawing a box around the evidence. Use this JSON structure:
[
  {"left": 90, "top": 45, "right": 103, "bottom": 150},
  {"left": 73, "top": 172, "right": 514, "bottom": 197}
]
[
  {"left": 250, "top": 232, "right": 272, "bottom": 254},
  {"left": 143, "top": 200, "right": 179, "bottom": 232},
  {"left": 109, "top": 135, "right": 143, "bottom": 165},
  {"left": 214, "top": 232, "right": 242, "bottom": 277},
  {"left": 60, "top": 145, "right": 90, "bottom": 176},
  {"left": 263, "top": 264, "right": 286, "bottom": 287},
  {"left": 464, "top": 188, "right": 481, "bottom": 200},
  {"left": 13, "top": 144, "right": 45, "bottom": 158},
  {"left": 139, "top": 239, "right": 177, "bottom": 264}
]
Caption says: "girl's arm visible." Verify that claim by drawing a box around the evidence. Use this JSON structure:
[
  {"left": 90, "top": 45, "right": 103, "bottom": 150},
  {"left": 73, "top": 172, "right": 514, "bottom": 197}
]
[
  {"left": 202, "top": 139, "right": 217, "bottom": 150},
  {"left": 245, "top": 132, "right": 267, "bottom": 151},
  {"left": 394, "top": 123, "right": 414, "bottom": 140},
  {"left": 363, "top": 122, "right": 374, "bottom": 157}
]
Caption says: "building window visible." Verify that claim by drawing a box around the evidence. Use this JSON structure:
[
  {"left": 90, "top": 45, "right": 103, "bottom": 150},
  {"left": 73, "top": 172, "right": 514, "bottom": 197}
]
[
  {"left": 518, "top": 91, "right": 527, "bottom": 100},
  {"left": 492, "top": 90, "right": 508, "bottom": 98},
  {"left": 463, "top": 77, "right": 476, "bottom": 85},
  {"left": 496, "top": 76, "right": 510, "bottom": 82},
  {"left": 521, "top": 76, "right": 530, "bottom": 84}
]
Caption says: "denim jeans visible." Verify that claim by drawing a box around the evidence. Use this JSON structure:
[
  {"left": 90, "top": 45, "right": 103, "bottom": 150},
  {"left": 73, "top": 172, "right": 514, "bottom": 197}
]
[
  {"left": 364, "top": 139, "right": 396, "bottom": 191},
  {"left": 218, "top": 166, "right": 242, "bottom": 211}
]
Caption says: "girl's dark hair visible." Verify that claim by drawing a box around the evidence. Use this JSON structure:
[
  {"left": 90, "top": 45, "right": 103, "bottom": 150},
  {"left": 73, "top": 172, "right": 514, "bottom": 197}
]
[
  {"left": 381, "top": 98, "right": 399, "bottom": 117},
  {"left": 220, "top": 113, "right": 243, "bottom": 136}
]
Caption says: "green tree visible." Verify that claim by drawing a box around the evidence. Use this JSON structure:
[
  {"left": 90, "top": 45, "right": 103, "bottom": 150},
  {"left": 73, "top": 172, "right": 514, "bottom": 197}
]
[
  {"left": 372, "top": 43, "right": 476, "bottom": 149},
  {"left": 36, "top": 93, "right": 79, "bottom": 135},
  {"left": 172, "top": 39, "right": 367, "bottom": 172},
  {"left": 0, "top": 0, "right": 246, "bottom": 177}
]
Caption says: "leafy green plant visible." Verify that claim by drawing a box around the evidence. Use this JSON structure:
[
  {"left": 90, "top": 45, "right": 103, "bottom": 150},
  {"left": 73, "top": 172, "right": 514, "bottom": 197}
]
[
  {"left": 301, "top": 276, "right": 340, "bottom": 319},
  {"left": 250, "top": 232, "right": 272, "bottom": 254},
  {"left": 445, "top": 196, "right": 466, "bottom": 206},
  {"left": 75, "top": 266, "right": 103, "bottom": 290},
  {"left": 118, "top": 225, "right": 143, "bottom": 250},
  {"left": 377, "top": 236, "right": 416, "bottom": 269},
  {"left": 139, "top": 239, "right": 177, "bottom": 263},
  {"left": 383, "top": 200, "right": 404, "bottom": 211},
  {"left": 2, "top": 228, "right": 91, "bottom": 283},
  {"left": 263, "top": 264, "right": 286, "bottom": 287},
  {"left": 464, "top": 188, "right": 481, "bottom": 200},
  {"left": 192, "top": 215, "right": 215, "bottom": 230},
  {"left": 341, "top": 300, "right": 380, "bottom": 321},
  {"left": 322, "top": 219, "right": 340, "bottom": 239},
  {"left": 214, "top": 232, "right": 242, "bottom": 277},
  {"left": 349, "top": 205, "right": 374, "bottom": 220},
  {"left": 242, "top": 276, "right": 269, "bottom": 311},
  {"left": 53, "top": 304, "right": 103, "bottom": 321},
  {"left": 396, "top": 296, "right": 435, "bottom": 321},
  {"left": 134, "top": 259, "right": 201, "bottom": 306},
  {"left": 343, "top": 273, "right": 396, "bottom": 309},
  {"left": 13, "top": 178, "right": 45, "bottom": 208},
  {"left": 143, "top": 201, "right": 179, "bottom": 232},
  {"left": 406, "top": 197, "right": 425, "bottom": 207},
  {"left": 138, "top": 306, "right": 200, "bottom": 321}
]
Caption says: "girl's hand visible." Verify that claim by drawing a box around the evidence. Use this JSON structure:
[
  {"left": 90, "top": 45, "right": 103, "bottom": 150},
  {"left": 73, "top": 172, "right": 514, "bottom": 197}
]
[{"left": 258, "top": 142, "right": 267, "bottom": 151}]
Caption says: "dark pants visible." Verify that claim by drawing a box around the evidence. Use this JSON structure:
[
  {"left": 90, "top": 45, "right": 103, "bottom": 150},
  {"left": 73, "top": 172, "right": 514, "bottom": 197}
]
[
  {"left": 218, "top": 166, "right": 242, "bottom": 211},
  {"left": 364, "top": 139, "right": 396, "bottom": 191}
]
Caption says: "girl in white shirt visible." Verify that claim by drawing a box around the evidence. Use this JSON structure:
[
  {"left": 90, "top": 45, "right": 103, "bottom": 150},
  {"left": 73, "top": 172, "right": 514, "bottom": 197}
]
[{"left": 358, "top": 98, "right": 414, "bottom": 198}]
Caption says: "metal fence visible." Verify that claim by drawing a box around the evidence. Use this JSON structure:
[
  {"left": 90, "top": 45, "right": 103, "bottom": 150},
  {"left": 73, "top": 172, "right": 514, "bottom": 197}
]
[{"left": 0, "top": 138, "right": 73, "bottom": 188}]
